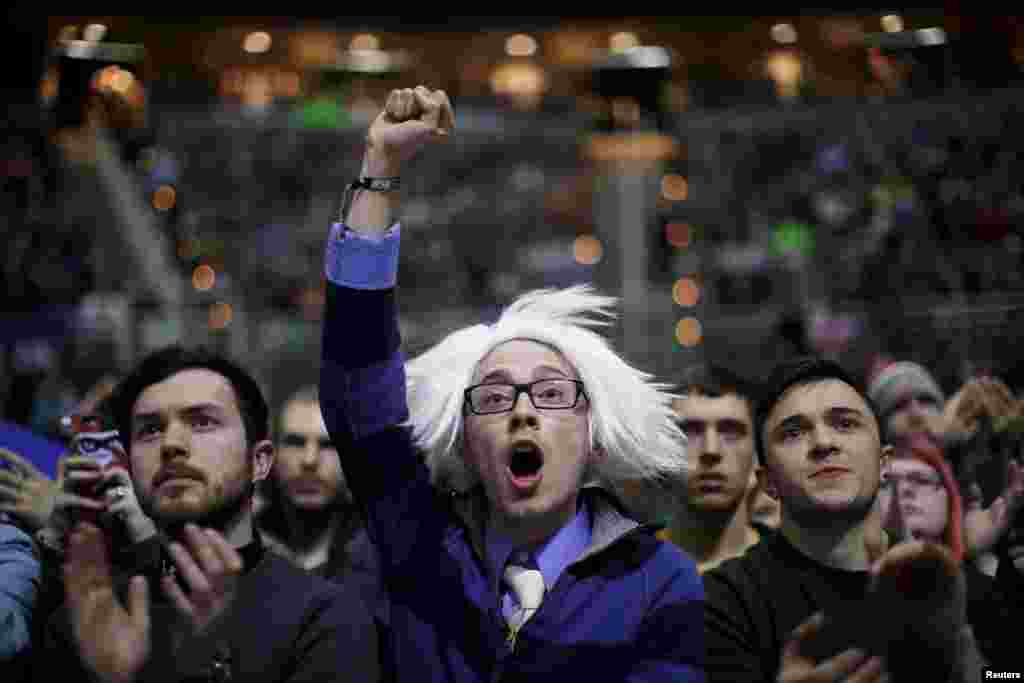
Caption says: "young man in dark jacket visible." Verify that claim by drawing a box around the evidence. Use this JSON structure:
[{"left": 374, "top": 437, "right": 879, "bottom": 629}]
[
  {"left": 319, "top": 85, "right": 703, "bottom": 682},
  {"left": 258, "top": 385, "right": 383, "bottom": 616},
  {"left": 34, "top": 347, "right": 379, "bottom": 682},
  {"left": 704, "top": 356, "right": 987, "bottom": 683}
]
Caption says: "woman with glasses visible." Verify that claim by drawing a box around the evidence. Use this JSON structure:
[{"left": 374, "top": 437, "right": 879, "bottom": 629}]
[
  {"left": 876, "top": 432, "right": 965, "bottom": 557},
  {"left": 875, "top": 432, "right": 1017, "bottom": 668}
]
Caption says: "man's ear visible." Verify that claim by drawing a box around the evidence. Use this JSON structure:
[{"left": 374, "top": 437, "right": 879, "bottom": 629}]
[
  {"left": 250, "top": 440, "right": 274, "bottom": 483},
  {"left": 880, "top": 443, "right": 894, "bottom": 469},
  {"left": 757, "top": 465, "right": 780, "bottom": 501}
]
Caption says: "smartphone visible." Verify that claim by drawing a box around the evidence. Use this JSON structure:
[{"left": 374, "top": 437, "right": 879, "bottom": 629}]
[{"left": 66, "top": 414, "right": 128, "bottom": 527}]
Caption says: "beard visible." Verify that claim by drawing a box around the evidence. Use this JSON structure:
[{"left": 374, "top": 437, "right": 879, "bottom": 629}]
[{"left": 143, "top": 480, "right": 252, "bottom": 536}]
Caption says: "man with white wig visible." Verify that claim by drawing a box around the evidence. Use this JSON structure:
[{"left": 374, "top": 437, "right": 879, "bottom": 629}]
[{"left": 319, "top": 86, "right": 704, "bottom": 681}]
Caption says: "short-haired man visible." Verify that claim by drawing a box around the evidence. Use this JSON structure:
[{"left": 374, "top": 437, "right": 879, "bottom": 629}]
[
  {"left": 320, "top": 86, "right": 703, "bottom": 681},
  {"left": 35, "top": 347, "right": 379, "bottom": 682},
  {"left": 662, "top": 363, "right": 766, "bottom": 572},
  {"left": 259, "top": 385, "right": 382, "bottom": 610},
  {"left": 704, "top": 356, "right": 985, "bottom": 683}
]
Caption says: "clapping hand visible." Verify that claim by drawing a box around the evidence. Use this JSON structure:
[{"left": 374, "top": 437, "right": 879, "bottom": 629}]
[
  {"left": 64, "top": 522, "right": 151, "bottom": 683},
  {"left": 944, "top": 376, "right": 1018, "bottom": 438},
  {"left": 0, "top": 448, "right": 104, "bottom": 533},
  {"left": 64, "top": 522, "right": 246, "bottom": 683},
  {"left": 964, "top": 458, "right": 1024, "bottom": 557},
  {"left": 160, "top": 524, "right": 244, "bottom": 635},
  {"left": 777, "top": 612, "right": 887, "bottom": 683}
]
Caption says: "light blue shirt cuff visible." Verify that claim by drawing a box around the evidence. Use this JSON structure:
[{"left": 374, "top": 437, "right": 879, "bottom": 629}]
[{"left": 325, "top": 222, "right": 401, "bottom": 290}]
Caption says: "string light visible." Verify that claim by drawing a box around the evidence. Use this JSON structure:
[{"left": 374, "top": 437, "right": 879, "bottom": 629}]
[
  {"left": 152, "top": 185, "right": 177, "bottom": 211},
  {"left": 208, "top": 302, "right": 233, "bottom": 330},
  {"left": 573, "top": 235, "right": 604, "bottom": 265},
  {"left": 673, "top": 277, "right": 701, "bottom": 307},
  {"left": 665, "top": 222, "right": 691, "bottom": 249},
  {"left": 675, "top": 317, "right": 703, "bottom": 347},
  {"left": 192, "top": 265, "right": 216, "bottom": 291},
  {"left": 661, "top": 174, "right": 689, "bottom": 201}
]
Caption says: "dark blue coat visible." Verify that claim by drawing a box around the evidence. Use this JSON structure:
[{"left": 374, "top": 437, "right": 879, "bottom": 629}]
[{"left": 321, "top": 279, "right": 704, "bottom": 682}]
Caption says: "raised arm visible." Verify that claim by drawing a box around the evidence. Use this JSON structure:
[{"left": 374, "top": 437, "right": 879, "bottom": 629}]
[
  {"left": 319, "top": 86, "right": 454, "bottom": 570},
  {"left": 346, "top": 86, "right": 453, "bottom": 236}
]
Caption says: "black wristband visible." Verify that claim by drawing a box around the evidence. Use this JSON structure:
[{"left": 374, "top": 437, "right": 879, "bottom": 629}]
[
  {"left": 352, "top": 176, "right": 401, "bottom": 192},
  {"left": 338, "top": 176, "right": 401, "bottom": 224}
]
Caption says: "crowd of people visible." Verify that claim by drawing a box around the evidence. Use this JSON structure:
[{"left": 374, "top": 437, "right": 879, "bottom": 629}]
[{"left": 2, "top": 84, "right": 1024, "bottom": 683}]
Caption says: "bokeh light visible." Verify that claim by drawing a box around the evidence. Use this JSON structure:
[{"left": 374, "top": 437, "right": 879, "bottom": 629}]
[
  {"left": 609, "top": 32, "right": 639, "bottom": 51},
  {"left": 208, "top": 302, "right": 233, "bottom": 330},
  {"left": 765, "top": 50, "right": 803, "bottom": 99},
  {"left": 349, "top": 34, "right": 380, "bottom": 51},
  {"left": 675, "top": 317, "right": 703, "bottom": 347},
  {"left": 673, "top": 277, "right": 701, "bottom": 307},
  {"left": 152, "top": 185, "right": 177, "bottom": 211},
  {"left": 83, "top": 24, "right": 107, "bottom": 42},
  {"left": 661, "top": 174, "right": 689, "bottom": 201},
  {"left": 192, "top": 264, "right": 216, "bottom": 291},
  {"left": 506, "top": 34, "right": 538, "bottom": 57},
  {"left": 573, "top": 235, "right": 604, "bottom": 265},
  {"left": 771, "top": 23, "right": 798, "bottom": 44},
  {"left": 243, "top": 32, "right": 272, "bottom": 54},
  {"left": 665, "top": 221, "right": 691, "bottom": 248},
  {"left": 881, "top": 15, "right": 903, "bottom": 33},
  {"left": 490, "top": 62, "right": 547, "bottom": 108}
]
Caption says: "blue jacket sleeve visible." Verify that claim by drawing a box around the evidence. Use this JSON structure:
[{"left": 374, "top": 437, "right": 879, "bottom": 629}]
[
  {"left": 319, "top": 224, "right": 451, "bottom": 577},
  {"left": 0, "top": 523, "right": 41, "bottom": 662},
  {"left": 628, "top": 547, "right": 705, "bottom": 682}
]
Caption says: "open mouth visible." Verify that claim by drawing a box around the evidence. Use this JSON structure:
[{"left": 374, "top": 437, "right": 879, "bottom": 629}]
[{"left": 508, "top": 441, "right": 544, "bottom": 487}]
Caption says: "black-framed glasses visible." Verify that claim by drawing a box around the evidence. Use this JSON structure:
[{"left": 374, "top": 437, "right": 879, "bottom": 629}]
[
  {"left": 879, "top": 472, "right": 944, "bottom": 492},
  {"left": 464, "top": 379, "right": 587, "bottom": 415}
]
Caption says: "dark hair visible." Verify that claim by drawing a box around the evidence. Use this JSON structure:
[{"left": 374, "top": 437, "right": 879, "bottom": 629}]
[
  {"left": 108, "top": 346, "right": 269, "bottom": 453},
  {"left": 675, "top": 362, "right": 758, "bottom": 403},
  {"left": 754, "top": 356, "right": 880, "bottom": 466}
]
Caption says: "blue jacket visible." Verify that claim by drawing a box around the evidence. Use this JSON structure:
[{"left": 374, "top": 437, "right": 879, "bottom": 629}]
[
  {"left": 320, "top": 228, "right": 704, "bottom": 682},
  {"left": 0, "top": 522, "right": 40, "bottom": 666}
]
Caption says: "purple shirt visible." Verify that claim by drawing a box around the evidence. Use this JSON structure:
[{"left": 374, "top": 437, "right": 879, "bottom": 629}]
[
  {"left": 488, "top": 501, "right": 593, "bottom": 617},
  {"left": 325, "top": 222, "right": 401, "bottom": 290}
]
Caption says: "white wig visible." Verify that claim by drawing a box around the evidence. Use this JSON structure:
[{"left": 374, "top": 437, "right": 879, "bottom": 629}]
[{"left": 405, "top": 284, "right": 687, "bottom": 504}]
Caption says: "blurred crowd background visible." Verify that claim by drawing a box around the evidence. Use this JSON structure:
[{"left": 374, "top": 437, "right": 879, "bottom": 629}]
[{"left": 3, "top": 9, "right": 1023, "bottom": 456}]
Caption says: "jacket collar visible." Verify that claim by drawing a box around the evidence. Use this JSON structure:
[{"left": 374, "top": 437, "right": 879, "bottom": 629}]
[{"left": 447, "top": 483, "right": 644, "bottom": 570}]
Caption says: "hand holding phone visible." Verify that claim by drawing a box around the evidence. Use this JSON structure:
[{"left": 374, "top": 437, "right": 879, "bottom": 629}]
[{"left": 65, "top": 413, "right": 128, "bottom": 525}]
